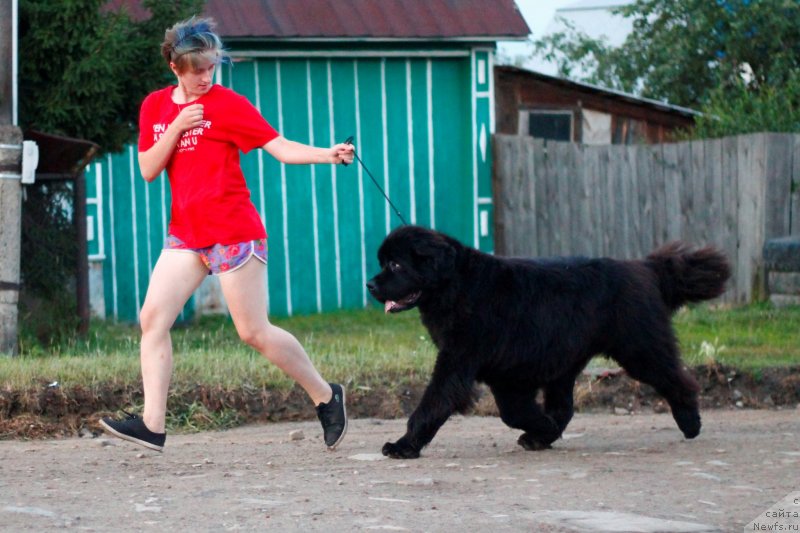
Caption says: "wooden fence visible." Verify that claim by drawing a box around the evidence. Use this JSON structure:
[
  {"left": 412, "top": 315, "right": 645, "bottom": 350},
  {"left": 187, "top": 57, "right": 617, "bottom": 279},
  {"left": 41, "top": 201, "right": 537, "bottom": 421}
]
[{"left": 493, "top": 133, "right": 800, "bottom": 304}]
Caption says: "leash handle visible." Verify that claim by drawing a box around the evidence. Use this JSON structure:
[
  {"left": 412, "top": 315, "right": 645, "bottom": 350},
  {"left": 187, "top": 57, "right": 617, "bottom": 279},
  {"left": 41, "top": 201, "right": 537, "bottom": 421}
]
[{"left": 341, "top": 136, "right": 354, "bottom": 166}]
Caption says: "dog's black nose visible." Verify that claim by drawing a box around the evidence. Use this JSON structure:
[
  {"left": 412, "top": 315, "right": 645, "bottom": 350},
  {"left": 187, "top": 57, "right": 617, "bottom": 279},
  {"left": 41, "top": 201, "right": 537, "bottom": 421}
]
[{"left": 366, "top": 279, "right": 377, "bottom": 294}]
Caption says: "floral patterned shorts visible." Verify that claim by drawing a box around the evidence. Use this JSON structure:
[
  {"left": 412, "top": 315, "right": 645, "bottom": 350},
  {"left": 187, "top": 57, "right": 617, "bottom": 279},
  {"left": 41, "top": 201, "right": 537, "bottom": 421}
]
[{"left": 164, "top": 235, "right": 267, "bottom": 275}]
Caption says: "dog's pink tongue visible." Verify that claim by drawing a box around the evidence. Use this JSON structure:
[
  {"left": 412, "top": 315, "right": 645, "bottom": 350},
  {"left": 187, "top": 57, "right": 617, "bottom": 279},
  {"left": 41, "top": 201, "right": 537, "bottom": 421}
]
[{"left": 384, "top": 301, "right": 398, "bottom": 314}]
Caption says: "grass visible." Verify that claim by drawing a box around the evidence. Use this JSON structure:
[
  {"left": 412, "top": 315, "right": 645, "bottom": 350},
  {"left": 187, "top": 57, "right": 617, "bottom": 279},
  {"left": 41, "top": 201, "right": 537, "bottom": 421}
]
[
  {"left": 675, "top": 302, "right": 800, "bottom": 368},
  {"left": 4, "top": 303, "right": 800, "bottom": 392},
  {"left": 6, "top": 307, "right": 438, "bottom": 391}
]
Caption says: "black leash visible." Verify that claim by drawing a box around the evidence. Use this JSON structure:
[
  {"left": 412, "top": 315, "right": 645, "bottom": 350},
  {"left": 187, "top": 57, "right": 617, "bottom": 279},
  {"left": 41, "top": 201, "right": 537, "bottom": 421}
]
[{"left": 342, "top": 136, "right": 408, "bottom": 226}]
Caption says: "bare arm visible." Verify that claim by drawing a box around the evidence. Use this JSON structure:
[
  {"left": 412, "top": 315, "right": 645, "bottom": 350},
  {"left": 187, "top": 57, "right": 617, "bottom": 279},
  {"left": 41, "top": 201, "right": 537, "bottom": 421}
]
[
  {"left": 263, "top": 136, "right": 354, "bottom": 165},
  {"left": 138, "top": 104, "right": 205, "bottom": 182}
]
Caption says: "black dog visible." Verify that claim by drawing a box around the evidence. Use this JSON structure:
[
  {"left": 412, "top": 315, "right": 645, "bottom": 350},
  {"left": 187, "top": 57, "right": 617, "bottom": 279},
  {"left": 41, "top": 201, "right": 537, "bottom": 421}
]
[{"left": 367, "top": 225, "right": 731, "bottom": 459}]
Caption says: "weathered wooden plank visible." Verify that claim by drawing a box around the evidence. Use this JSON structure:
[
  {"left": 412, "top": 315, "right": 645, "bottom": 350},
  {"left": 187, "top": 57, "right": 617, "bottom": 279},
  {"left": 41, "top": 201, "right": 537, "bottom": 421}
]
[
  {"left": 662, "top": 142, "right": 682, "bottom": 242},
  {"left": 563, "top": 143, "right": 575, "bottom": 254},
  {"left": 584, "top": 145, "right": 603, "bottom": 257},
  {"left": 605, "top": 145, "right": 622, "bottom": 258},
  {"left": 638, "top": 143, "right": 658, "bottom": 252},
  {"left": 793, "top": 135, "right": 800, "bottom": 236},
  {"left": 649, "top": 144, "right": 667, "bottom": 247},
  {"left": 703, "top": 138, "right": 722, "bottom": 248},
  {"left": 566, "top": 142, "right": 581, "bottom": 255},
  {"left": 574, "top": 143, "right": 593, "bottom": 256},
  {"left": 552, "top": 141, "right": 571, "bottom": 255},
  {"left": 498, "top": 134, "right": 518, "bottom": 256},
  {"left": 764, "top": 133, "right": 794, "bottom": 239},
  {"left": 513, "top": 135, "right": 538, "bottom": 257},
  {"left": 678, "top": 140, "right": 696, "bottom": 245},
  {"left": 522, "top": 136, "right": 539, "bottom": 257},
  {"left": 534, "top": 138, "right": 550, "bottom": 257},
  {"left": 625, "top": 145, "right": 641, "bottom": 258},
  {"left": 601, "top": 146, "right": 614, "bottom": 256},
  {"left": 736, "top": 133, "right": 767, "bottom": 303},
  {"left": 492, "top": 135, "right": 516, "bottom": 255},
  {"left": 719, "top": 135, "right": 739, "bottom": 303},
  {"left": 551, "top": 141, "right": 567, "bottom": 256},
  {"left": 687, "top": 139, "right": 707, "bottom": 246}
]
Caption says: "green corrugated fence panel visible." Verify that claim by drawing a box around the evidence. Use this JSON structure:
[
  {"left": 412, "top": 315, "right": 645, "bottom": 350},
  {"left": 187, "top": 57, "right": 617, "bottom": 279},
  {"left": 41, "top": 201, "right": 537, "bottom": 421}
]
[
  {"left": 308, "top": 60, "right": 339, "bottom": 313},
  {"left": 356, "top": 59, "right": 388, "bottom": 306},
  {"left": 431, "top": 58, "right": 472, "bottom": 242},
  {"left": 409, "top": 59, "right": 433, "bottom": 228}
]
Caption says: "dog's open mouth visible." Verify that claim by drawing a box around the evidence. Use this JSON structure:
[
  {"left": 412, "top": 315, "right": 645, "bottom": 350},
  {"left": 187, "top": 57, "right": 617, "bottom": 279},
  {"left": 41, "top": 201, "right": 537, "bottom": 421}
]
[{"left": 384, "top": 291, "right": 422, "bottom": 314}]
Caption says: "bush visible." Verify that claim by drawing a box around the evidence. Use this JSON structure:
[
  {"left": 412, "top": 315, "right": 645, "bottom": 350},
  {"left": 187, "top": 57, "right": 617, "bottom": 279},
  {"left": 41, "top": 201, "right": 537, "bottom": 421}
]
[{"left": 688, "top": 71, "right": 800, "bottom": 139}]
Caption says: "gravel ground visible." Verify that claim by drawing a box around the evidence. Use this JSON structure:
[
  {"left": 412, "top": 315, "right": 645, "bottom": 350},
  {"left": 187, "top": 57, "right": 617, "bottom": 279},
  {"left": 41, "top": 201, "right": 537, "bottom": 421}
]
[{"left": 1, "top": 408, "right": 798, "bottom": 532}]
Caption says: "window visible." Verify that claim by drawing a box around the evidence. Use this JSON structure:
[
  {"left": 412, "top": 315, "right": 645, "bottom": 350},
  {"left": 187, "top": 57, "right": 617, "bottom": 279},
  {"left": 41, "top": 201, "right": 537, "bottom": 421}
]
[{"left": 519, "top": 110, "right": 573, "bottom": 141}]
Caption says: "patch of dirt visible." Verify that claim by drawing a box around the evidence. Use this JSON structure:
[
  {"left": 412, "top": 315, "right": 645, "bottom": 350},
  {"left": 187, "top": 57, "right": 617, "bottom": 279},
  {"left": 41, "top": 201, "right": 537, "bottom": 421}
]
[
  {"left": 1, "top": 365, "right": 798, "bottom": 440},
  {"left": 1, "top": 411, "right": 798, "bottom": 531}
]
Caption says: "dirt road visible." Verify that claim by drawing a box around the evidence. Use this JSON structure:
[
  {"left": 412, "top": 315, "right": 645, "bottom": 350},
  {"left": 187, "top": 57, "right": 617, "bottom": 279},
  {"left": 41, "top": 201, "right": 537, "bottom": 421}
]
[{"left": 1, "top": 409, "right": 798, "bottom": 532}]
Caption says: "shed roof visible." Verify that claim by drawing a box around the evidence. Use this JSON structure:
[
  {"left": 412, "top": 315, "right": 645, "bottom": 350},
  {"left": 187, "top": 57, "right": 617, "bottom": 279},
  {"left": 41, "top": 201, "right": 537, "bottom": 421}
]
[
  {"left": 108, "top": 0, "right": 530, "bottom": 41},
  {"left": 497, "top": 65, "right": 701, "bottom": 118}
]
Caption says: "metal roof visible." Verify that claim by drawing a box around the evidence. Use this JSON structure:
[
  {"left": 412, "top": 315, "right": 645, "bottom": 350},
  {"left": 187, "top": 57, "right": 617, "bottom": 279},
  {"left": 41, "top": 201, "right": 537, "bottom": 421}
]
[{"left": 108, "top": 0, "right": 530, "bottom": 41}]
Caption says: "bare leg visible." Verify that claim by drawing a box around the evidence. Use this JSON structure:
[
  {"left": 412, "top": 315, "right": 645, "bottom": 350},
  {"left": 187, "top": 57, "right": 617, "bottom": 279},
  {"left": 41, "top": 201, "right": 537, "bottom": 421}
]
[
  {"left": 139, "top": 251, "right": 208, "bottom": 433},
  {"left": 218, "top": 258, "right": 332, "bottom": 405}
]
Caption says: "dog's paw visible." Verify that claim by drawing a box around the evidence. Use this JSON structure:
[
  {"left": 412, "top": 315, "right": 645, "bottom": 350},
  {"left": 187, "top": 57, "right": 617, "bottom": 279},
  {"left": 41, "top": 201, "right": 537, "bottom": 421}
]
[
  {"left": 517, "top": 433, "right": 553, "bottom": 451},
  {"left": 382, "top": 440, "right": 421, "bottom": 459},
  {"left": 673, "top": 408, "right": 701, "bottom": 439}
]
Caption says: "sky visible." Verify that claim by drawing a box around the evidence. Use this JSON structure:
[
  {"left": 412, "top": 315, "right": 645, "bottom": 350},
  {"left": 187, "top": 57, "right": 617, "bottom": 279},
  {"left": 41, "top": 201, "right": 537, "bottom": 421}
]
[
  {"left": 497, "top": 0, "right": 634, "bottom": 75},
  {"left": 512, "top": 0, "right": 577, "bottom": 38},
  {"left": 497, "top": 0, "right": 584, "bottom": 73}
]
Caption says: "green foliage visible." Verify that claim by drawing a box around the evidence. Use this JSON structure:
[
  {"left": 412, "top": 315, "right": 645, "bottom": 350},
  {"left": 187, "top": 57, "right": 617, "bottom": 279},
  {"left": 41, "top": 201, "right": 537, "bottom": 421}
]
[
  {"left": 18, "top": 0, "right": 204, "bottom": 154},
  {"left": 530, "top": 18, "right": 642, "bottom": 96},
  {"left": 530, "top": 0, "right": 800, "bottom": 136},
  {"left": 689, "top": 70, "right": 800, "bottom": 138},
  {"left": 19, "top": 182, "right": 80, "bottom": 343}
]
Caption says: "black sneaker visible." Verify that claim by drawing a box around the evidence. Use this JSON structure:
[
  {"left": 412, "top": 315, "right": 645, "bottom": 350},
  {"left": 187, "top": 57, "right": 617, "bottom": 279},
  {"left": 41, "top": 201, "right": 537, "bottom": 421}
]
[
  {"left": 316, "top": 383, "right": 347, "bottom": 450},
  {"left": 99, "top": 411, "right": 166, "bottom": 452}
]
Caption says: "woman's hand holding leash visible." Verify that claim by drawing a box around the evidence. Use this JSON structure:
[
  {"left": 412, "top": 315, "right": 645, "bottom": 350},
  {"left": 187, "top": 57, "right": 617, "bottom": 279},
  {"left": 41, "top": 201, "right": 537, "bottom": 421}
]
[{"left": 332, "top": 138, "right": 354, "bottom": 165}]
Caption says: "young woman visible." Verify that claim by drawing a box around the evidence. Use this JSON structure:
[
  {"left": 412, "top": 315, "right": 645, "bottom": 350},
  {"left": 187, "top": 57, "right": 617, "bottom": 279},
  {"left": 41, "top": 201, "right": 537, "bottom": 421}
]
[{"left": 101, "top": 16, "right": 352, "bottom": 452}]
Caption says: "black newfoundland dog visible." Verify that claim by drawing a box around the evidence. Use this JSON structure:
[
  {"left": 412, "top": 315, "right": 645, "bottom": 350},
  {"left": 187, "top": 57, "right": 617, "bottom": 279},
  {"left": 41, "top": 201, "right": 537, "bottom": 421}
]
[{"left": 367, "top": 225, "right": 731, "bottom": 459}]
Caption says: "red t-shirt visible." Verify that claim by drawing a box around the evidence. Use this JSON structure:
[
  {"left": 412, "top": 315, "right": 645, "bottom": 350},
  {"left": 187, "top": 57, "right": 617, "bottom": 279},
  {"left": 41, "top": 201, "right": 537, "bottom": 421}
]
[{"left": 138, "top": 84, "right": 279, "bottom": 247}]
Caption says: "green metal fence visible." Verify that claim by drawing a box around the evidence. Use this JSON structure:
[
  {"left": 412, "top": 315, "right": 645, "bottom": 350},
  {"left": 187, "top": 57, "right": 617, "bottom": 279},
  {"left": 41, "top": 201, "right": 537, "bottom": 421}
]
[{"left": 86, "top": 49, "right": 495, "bottom": 322}]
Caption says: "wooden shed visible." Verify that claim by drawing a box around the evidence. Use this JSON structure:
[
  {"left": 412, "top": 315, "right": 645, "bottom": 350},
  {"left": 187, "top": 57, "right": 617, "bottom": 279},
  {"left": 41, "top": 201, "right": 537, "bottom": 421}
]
[
  {"left": 88, "top": 0, "right": 529, "bottom": 321},
  {"left": 495, "top": 65, "right": 699, "bottom": 145}
]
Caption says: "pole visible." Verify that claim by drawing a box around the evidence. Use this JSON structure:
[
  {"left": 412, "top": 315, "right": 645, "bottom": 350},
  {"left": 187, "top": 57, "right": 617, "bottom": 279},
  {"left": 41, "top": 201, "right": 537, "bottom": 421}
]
[
  {"left": 0, "top": 0, "right": 16, "bottom": 125},
  {"left": 75, "top": 170, "right": 90, "bottom": 334},
  {"left": 0, "top": 127, "right": 23, "bottom": 355},
  {"left": 0, "top": 0, "right": 22, "bottom": 354}
]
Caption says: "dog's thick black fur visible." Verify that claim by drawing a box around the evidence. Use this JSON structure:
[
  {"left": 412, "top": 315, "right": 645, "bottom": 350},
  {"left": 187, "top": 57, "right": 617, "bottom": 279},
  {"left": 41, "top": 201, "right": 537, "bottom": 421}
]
[{"left": 367, "top": 225, "right": 731, "bottom": 459}]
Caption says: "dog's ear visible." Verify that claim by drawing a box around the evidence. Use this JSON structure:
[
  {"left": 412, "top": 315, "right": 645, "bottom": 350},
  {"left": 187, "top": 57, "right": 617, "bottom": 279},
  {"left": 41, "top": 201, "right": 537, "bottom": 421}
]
[{"left": 413, "top": 233, "right": 456, "bottom": 276}]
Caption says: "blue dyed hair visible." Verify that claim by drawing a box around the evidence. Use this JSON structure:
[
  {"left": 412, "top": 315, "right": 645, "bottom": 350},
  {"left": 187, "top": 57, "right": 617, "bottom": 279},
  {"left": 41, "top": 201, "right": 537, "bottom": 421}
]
[{"left": 161, "top": 16, "right": 231, "bottom": 73}]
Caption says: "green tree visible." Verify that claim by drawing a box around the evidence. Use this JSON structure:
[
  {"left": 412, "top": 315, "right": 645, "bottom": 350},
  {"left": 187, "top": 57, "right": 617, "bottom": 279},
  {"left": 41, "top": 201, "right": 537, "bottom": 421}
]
[
  {"left": 692, "top": 71, "right": 800, "bottom": 138},
  {"left": 531, "top": 0, "right": 800, "bottom": 136},
  {"left": 19, "top": 0, "right": 203, "bottom": 153}
]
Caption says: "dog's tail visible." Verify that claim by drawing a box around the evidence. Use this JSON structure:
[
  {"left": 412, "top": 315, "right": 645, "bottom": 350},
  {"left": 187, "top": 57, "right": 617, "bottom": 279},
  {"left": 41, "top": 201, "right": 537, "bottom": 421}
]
[{"left": 644, "top": 242, "right": 731, "bottom": 311}]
